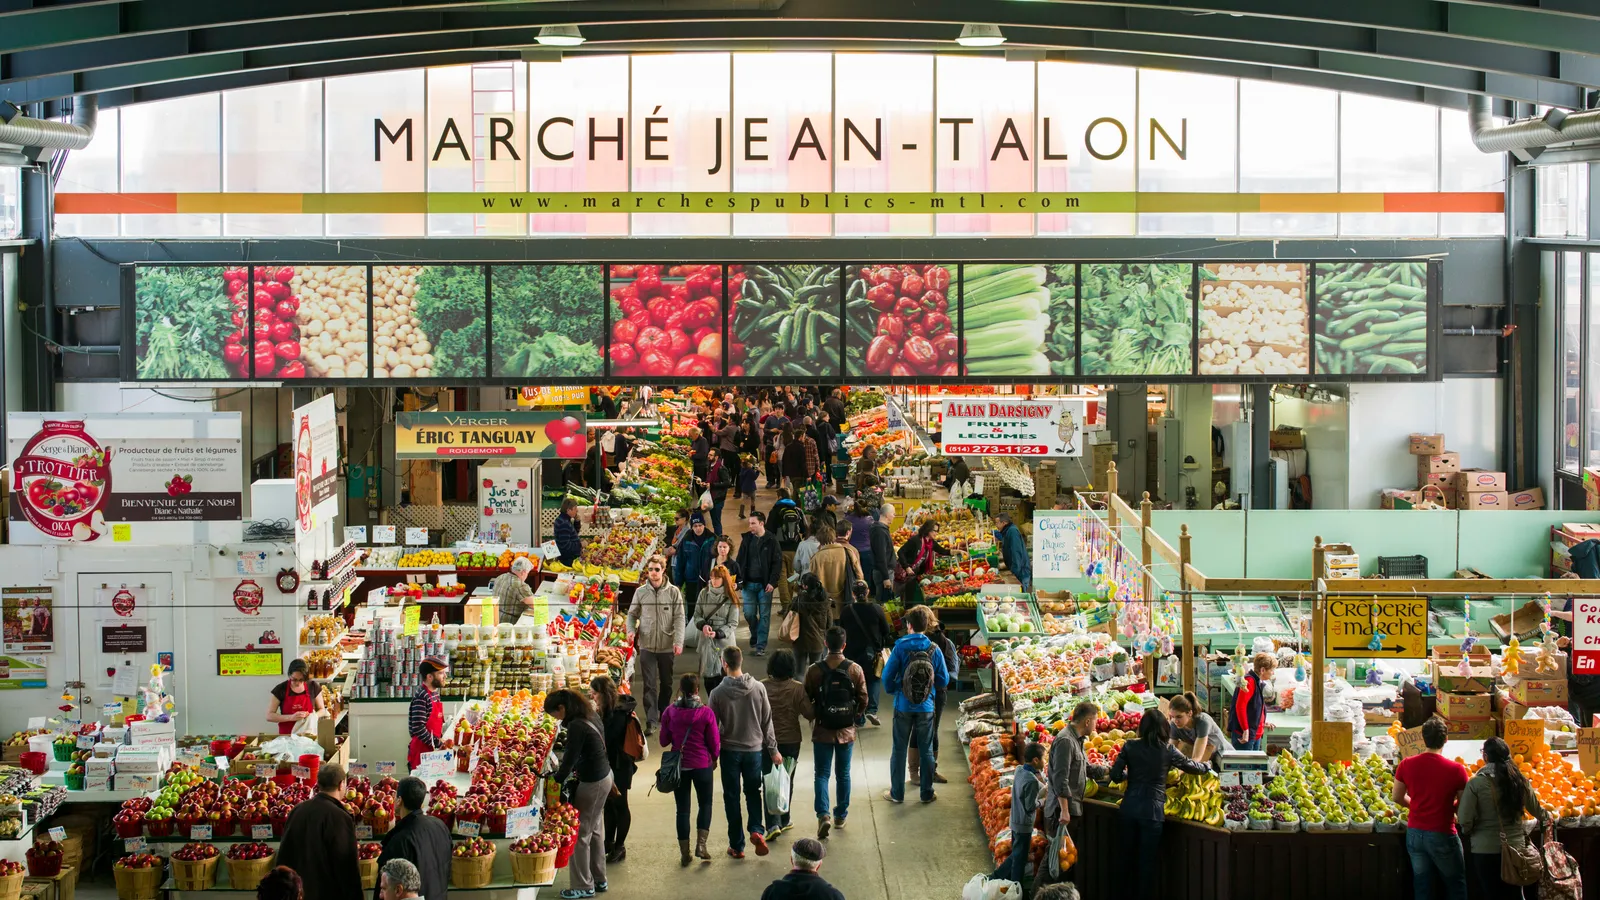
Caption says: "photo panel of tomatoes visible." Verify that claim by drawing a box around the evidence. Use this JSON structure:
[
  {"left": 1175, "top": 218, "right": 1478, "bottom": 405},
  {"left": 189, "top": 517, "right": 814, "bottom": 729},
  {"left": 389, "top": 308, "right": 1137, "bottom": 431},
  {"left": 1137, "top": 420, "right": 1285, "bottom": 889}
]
[
  {"left": 734, "top": 264, "right": 841, "bottom": 379},
  {"left": 606, "top": 264, "right": 730, "bottom": 379},
  {"left": 372, "top": 265, "right": 486, "bottom": 379},
  {"left": 844, "top": 263, "right": 956, "bottom": 378}
]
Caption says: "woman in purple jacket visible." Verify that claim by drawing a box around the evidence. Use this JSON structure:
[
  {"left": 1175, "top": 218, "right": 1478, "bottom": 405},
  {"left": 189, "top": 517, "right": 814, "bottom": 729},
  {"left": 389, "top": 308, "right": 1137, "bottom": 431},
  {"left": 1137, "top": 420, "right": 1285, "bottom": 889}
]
[{"left": 660, "top": 672, "right": 722, "bottom": 867}]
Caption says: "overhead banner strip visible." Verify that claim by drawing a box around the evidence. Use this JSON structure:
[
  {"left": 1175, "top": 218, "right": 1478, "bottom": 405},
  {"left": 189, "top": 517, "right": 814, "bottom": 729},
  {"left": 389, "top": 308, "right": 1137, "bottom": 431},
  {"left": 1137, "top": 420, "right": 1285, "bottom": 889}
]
[{"left": 56, "top": 191, "right": 1504, "bottom": 216}]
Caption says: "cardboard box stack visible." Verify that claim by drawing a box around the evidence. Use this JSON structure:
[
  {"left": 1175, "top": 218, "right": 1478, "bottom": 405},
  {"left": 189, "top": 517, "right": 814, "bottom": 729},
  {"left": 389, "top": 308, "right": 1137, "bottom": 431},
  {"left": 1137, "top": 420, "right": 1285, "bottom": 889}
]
[
  {"left": 1432, "top": 644, "right": 1497, "bottom": 740},
  {"left": 1499, "top": 646, "right": 1569, "bottom": 724},
  {"left": 1455, "top": 468, "right": 1508, "bottom": 511},
  {"left": 1034, "top": 461, "right": 1058, "bottom": 509},
  {"left": 1322, "top": 542, "right": 1360, "bottom": 579}
]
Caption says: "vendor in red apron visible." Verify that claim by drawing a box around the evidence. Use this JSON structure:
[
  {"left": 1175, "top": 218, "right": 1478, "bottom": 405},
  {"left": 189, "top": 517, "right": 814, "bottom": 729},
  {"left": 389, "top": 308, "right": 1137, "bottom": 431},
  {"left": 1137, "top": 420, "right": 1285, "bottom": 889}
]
[
  {"left": 267, "top": 658, "right": 326, "bottom": 735},
  {"left": 407, "top": 656, "right": 450, "bottom": 770}
]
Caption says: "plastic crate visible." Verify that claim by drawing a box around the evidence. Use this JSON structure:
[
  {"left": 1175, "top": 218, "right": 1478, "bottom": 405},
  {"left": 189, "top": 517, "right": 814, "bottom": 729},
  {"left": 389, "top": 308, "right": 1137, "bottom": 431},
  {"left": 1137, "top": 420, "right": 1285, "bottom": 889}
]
[
  {"left": 976, "top": 595, "right": 1041, "bottom": 638},
  {"left": 1377, "top": 555, "right": 1427, "bottom": 578}
]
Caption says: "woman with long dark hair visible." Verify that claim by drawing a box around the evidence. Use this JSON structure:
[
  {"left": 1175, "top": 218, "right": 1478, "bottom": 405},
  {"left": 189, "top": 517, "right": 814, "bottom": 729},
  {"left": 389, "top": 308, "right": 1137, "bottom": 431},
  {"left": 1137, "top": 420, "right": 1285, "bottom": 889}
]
[
  {"left": 895, "top": 521, "right": 949, "bottom": 607},
  {"left": 1107, "top": 710, "right": 1210, "bottom": 900},
  {"left": 544, "top": 690, "right": 612, "bottom": 899},
  {"left": 589, "top": 676, "right": 644, "bottom": 865},
  {"left": 1458, "top": 737, "right": 1542, "bottom": 899}
]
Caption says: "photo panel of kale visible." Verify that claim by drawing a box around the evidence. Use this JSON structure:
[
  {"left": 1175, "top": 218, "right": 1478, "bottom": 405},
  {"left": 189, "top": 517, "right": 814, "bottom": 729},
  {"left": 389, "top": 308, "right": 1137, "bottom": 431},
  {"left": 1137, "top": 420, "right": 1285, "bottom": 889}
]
[
  {"left": 737, "top": 264, "right": 841, "bottom": 379},
  {"left": 133, "top": 266, "right": 240, "bottom": 380},
  {"left": 844, "top": 263, "right": 955, "bottom": 377},
  {"left": 373, "top": 265, "right": 486, "bottom": 379},
  {"left": 1314, "top": 261, "right": 1429, "bottom": 377},
  {"left": 960, "top": 264, "right": 1073, "bottom": 378},
  {"left": 1079, "top": 263, "right": 1194, "bottom": 377},
  {"left": 491, "top": 265, "right": 604, "bottom": 378}
]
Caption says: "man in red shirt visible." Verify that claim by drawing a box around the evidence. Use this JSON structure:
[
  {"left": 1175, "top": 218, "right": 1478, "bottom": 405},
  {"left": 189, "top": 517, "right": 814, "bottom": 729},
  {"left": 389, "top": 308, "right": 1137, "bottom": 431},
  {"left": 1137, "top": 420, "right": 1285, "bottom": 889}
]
[{"left": 1391, "top": 715, "right": 1469, "bottom": 900}]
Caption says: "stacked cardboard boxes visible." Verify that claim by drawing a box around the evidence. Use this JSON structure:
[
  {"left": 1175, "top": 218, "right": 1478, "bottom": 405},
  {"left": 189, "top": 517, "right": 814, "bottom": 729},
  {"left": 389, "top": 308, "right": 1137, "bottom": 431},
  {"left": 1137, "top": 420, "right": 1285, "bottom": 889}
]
[
  {"left": 1455, "top": 468, "right": 1508, "bottom": 511},
  {"left": 1034, "top": 461, "right": 1059, "bottom": 508},
  {"left": 1500, "top": 647, "right": 1569, "bottom": 723},
  {"left": 1432, "top": 645, "right": 1497, "bottom": 740}
]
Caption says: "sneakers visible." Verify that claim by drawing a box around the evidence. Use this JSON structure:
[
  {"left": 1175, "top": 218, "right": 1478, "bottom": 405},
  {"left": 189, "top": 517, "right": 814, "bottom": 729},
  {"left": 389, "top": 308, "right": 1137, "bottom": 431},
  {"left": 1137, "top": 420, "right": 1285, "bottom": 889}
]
[
  {"left": 560, "top": 891, "right": 594, "bottom": 899},
  {"left": 727, "top": 848, "right": 745, "bottom": 860},
  {"left": 754, "top": 648, "right": 767, "bottom": 657},
  {"left": 866, "top": 713, "right": 881, "bottom": 726},
  {"left": 921, "top": 793, "right": 938, "bottom": 804},
  {"left": 833, "top": 815, "right": 846, "bottom": 829},
  {"left": 596, "top": 884, "right": 608, "bottom": 894},
  {"left": 766, "top": 823, "right": 788, "bottom": 840},
  {"left": 881, "top": 789, "right": 903, "bottom": 804},
  {"left": 817, "top": 817, "right": 831, "bottom": 840},
  {"left": 750, "top": 831, "right": 770, "bottom": 856}
]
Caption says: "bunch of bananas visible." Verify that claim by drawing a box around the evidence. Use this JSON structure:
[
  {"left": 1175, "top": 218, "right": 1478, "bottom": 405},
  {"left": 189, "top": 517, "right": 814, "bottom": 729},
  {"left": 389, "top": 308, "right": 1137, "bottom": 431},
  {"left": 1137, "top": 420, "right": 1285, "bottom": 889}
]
[{"left": 1164, "top": 771, "right": 1225, "bottom": 826}]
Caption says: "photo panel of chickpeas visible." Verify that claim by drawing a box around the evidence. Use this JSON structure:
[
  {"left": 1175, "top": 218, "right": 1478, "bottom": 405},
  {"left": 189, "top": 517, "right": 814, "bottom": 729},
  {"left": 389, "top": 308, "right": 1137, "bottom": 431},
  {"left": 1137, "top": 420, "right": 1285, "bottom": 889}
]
[
  {"left": 372, "top": 265, "right": 487, "bottom": 380},
  {"left": 1197, "top": 262, "right": 1310, "bottom": 377},
  {"left": 266, "top": 265, "right": 370, "bottom": 380}
]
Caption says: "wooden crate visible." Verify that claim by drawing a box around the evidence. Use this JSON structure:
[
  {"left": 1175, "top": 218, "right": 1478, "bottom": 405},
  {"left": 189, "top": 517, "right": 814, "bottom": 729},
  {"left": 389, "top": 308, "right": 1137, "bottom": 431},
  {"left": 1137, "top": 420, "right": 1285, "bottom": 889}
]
[{"left": 24, "top": 867, "right": 75, "bottom": 900}]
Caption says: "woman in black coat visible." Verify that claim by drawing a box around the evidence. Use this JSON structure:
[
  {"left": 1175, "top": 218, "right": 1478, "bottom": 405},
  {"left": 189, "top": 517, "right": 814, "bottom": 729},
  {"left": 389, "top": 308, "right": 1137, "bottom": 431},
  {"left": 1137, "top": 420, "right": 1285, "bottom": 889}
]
[
  {"left": 591, "top": 676, "right": 643, "bottom": 864},
  {"left": 1108, "top": 710, "right": 1210, "bottom": 900},
  {"left": 781, "top": 427, "right": 809, "bottom": 492},
  {"left": 839, "top": 583, "right": 892, "bottom": 726}
]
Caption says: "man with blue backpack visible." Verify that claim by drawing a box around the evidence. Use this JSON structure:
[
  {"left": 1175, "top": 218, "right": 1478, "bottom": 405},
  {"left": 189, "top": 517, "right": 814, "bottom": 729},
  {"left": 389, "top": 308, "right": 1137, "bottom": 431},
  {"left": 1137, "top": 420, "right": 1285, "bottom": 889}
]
[{"left": 880, "top": 605, "right": 949, "bottom": 805}]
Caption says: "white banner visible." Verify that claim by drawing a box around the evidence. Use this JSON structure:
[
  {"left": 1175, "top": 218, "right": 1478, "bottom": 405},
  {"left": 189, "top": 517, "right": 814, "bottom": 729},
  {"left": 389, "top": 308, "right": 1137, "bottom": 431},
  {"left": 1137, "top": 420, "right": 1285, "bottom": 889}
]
[
  {"left": 941, "top": 398, "right": 1085, "bottom": 457},
  {"left": 478, "top": 466, "right": 533, "bottom": 545},
  {"left": 292, "top": 394, "right": 339, "bottom": 539},
  {"left": 1032, "top": 512, "right": 1083, "bottom": 579}
]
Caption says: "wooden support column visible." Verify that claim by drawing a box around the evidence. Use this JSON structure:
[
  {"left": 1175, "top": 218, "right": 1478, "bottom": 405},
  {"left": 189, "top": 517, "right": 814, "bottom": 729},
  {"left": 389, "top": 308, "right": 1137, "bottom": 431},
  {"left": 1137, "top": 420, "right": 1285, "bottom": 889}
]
[
  {"left": 1106, "top": 462, "right": 1119, "bottom": 529},
  {"left": 1311, "top": 536, "right": 1327, "bottom": 726},
  {"left": 1140, "top": 492, "right": 1154, "bottom": 610},
  {"left": 1180, "top": 524, "right": 1194, "bottom": 695}
]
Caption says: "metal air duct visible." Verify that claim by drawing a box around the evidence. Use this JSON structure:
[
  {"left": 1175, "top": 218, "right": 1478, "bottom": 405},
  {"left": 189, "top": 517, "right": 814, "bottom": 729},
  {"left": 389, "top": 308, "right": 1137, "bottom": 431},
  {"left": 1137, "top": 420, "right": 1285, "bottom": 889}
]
[
  {"left": 0, "top": 95, "right": 98, "bottom": 161},
  {"left": 1468, "top": 93, "right": 1600, "bottom": 164}
]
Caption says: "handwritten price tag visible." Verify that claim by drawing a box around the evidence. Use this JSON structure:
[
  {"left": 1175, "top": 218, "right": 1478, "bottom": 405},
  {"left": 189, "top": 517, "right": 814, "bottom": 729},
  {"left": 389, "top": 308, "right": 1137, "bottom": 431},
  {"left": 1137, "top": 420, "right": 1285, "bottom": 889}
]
[
  {"left": 1506, "top": 719, "right": 1546, "bottom": 758},
  {"left": 373, "top": 525, "right": 397, "bottom": 544},
  {"left": 255, "top": 764, "right": 276, "bottom": 779},
  {"left": 291, "top": 765, "right": 311, "bottom": 780},
  {"left": 1241, "top": 772, "right": 1263, "bottom": 786},
  {"left": 190, "top": 824, "right": 212, "bottom": 840},
  {"left": 455, "top": 821, "right": 481, "bottom": 837},
  {"left": 199, "top": 760, "right": 218, "bottom": 780},
  {"left": 377, "top": 761, "right": 396, "bottom": 775},
  {"left": 1396, "top": 726, "right": 1427, "bottom": 760},
  {"left": 76, "top": 735, "right": 95, "bottom": 749},
  {"left": 505, "top": 806, "right": 538, "bottom": 839},
  {"left": 123, "top": 837, "right": 147, "bottom": 854},
  {"left": 348, "top": 761, "right": 369, "bottom": 777},
  {"left": 355, "top": 824, "right": 373, "bottom": 839},
  {"left": 49, "top": 827, "right": 66, "bottom": 842},
  {"left": 1218, "top": 772, "right": 1240, "bottom": 788},
  {"left": 252, "top": 824, "right": 274, "bottom": 840}
]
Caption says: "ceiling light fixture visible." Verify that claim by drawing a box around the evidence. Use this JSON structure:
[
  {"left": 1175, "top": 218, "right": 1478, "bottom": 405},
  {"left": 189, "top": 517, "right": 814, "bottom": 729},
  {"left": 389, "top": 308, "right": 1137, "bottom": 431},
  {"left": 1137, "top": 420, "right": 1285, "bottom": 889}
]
[
  {"left": 955, "top": 24, "right": 1006, "bottom": 47},
  {"left": 535, "top": 25, "right": 586, "bottom": 47}
]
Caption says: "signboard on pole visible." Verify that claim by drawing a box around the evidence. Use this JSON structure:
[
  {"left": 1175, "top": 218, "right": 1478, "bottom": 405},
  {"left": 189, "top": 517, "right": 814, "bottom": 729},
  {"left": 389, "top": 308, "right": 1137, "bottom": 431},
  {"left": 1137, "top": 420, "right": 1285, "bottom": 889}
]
[
  {"left": 292, "top": 394, "right": 339, "bottom": 539},
  {"left": 1324, "top": 597, "right": 1429, "bottom": 659},
  {"left": 1573, "top": 597, "right": 1600, "bottom": 675},
  {"left": 1031, "top": 512, "right": 1082, "bottom": 579},
  {"left": 393, "top": 412, "right": 587, "bottom": 459},
  {"left": 940, "top": 399, "right": 1085, "bottom": 457}
]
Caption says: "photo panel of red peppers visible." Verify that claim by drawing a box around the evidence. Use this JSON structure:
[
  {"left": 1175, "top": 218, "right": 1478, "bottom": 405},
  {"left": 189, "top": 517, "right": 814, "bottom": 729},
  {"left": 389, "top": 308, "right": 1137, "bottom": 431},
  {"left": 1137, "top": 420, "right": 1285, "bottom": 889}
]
[{"left": 845, "top": 264, "right": 957, "bottom": 378}]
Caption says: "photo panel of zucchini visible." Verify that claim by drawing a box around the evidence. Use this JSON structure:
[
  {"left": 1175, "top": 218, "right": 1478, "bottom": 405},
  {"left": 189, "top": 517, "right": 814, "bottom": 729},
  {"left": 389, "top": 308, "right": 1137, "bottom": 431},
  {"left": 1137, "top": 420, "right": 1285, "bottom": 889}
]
[
  {"left": 372, "top": 265, "right": 486, "bottom": 379},
  {"left": 1313, "top": 261, "right": 1429, "bottom": 377},
  {"left": 1080, "top": 263, "right": 1195, "bottom": 377},
  {"left": 491, "top": 265, "right": 604, "bottom": 378},
  {"left": 1197, "top": 263, "right": 1310, "bottom": 377},
  {"left": 736, "top": 264, "right": 841, "bottom": 379},
  {"left": 133, "top": 265, "right": 239, "bottom": 380},
  {"left": 607, "top": 264, "right": 729, "bottom": 378},
  {"left": 960, "top": 264, "right": 1074, "bottom": 378},
  {"left": 844, "top": 263, "right": 956, "bottom": 377}
]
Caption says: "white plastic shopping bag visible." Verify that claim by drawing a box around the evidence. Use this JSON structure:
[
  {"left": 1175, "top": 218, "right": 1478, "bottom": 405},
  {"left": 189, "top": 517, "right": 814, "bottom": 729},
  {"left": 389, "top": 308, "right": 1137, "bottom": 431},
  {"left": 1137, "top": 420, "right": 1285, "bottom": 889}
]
[{"left": 763, "top": 759, "right": 792, "bottom": 815}]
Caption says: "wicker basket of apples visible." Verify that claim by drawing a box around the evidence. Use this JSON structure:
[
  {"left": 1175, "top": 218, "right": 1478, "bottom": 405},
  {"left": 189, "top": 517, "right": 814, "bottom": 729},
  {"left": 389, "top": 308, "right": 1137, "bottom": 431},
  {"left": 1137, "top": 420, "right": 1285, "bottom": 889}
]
[
  {"left": 509, "top": 834, "right": 559, "bottom": 885},
  {"left": 358, "top": 842, "right": 382, "bottom": 889},
  {"left": 225, "top": 842, "right": 274, "bottom": 890},
  {"left": 450, "top": 837, "right": 496, "bottom": 888},
  {"left": 113, "top": 854, "right": 164, "bottom": 900},
  {"left": 171, "top": 843, "right": 220, "bottom": 890}
]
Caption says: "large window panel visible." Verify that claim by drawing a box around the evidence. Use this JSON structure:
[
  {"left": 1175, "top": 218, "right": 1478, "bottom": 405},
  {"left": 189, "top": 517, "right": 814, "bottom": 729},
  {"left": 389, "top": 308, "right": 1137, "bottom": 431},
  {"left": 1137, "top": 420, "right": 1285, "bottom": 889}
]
[
  {"left": 528, "top": 56, "right": 629, "bottom": 236},
  {"left": 1538, "top": 163, "right": 1589, "bottom": 240},
  {"left": 630, "top": 54, "right": 732, "bottom": 236},
  {"left": 1137, "top": 70, "right": 1237, "bottom": 236},
  {"left": 1238, "top": 82, "right": 1336, "bottom": 236},
  {"left": 935, "top": 56, "right": 1034, "bottom": 236},
  {"left": 56, "top": 107, "right": 119, "bottom": 237},
  {"left": 1588, "top": 255, "right": 1600, "bottom": 469},
  {"left": 326, "top": 69, "right": 426, "bottom": 237},
  {"left": 0, "top": 162, "right": 21, "bottom": 239},
  {"left": 834, "top": 53, "right": 934, "bottom": 236},
  {"left": 224, "top": 82, "right": 324, "bottom": 237},
  {"left": 1340, "top": 94, "right": 1438, "bottom": 236},
  {"left": 427, "top": 64, "right": 529, "bottom": 236},
  {"left": 1036, "top": 63, "right": 1135, "bottom": 236},
  {"left": 120, "top": 94, "right": 222, "bottom": 236},
  {"left": 1564, "top": 252, "right": 1583, "bottom": 473},
  {"left": 732, "top": 53, "right": 833, "bottom": 237},
  {"left": 1439, "top": 109, "right": 1506, "bottom": 237}
]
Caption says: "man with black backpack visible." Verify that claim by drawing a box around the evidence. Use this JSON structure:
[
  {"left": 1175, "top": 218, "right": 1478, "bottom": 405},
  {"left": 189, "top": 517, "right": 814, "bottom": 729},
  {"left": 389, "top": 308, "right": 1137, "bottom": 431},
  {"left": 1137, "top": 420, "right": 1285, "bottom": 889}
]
[
  {"left": 880, "top": 605, "right": 949, "bottom": 805},
  {"left": 803, "top": 627, "right": 868, "bottom": 839},
  {"left": 768, "top": 490, "right": 808, "bottom": 614}
]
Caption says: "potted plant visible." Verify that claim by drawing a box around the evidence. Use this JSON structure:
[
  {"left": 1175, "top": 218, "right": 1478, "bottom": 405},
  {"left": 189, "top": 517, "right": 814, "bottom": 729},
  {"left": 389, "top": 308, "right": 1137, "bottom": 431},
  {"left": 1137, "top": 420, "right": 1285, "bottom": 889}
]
[
  {"left": 1111, "top": 651, "right": 1128, "bottom": 677},
  {"left": 1091, "top": 656, "right": 1113, "bottom": 682}
]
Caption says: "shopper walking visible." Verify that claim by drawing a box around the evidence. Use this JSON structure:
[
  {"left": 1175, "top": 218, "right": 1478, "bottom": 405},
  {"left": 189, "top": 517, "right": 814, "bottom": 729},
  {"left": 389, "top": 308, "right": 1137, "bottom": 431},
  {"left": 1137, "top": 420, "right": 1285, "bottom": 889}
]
[
  {"left": 590, "top": 676, "right": 645, "bottom": 865},
  {"left": 768, "top": 490, "right": 808, "bottom": 614},
  {"left": 372, "top": 778, "right": 449, "bottom": 900},
  {"left": 761, "top": 650, "right": 811, "bottom": 840},
  {"left": 737, "top": 511, "right": 782, "bottom": 658},
  {"left": 378, "top": 859, "right": 421, "bottom": 900},
  {"left": 491, "top": 558, "right": 537, "bottom": 624},
  {"left": 842, "top": 500, "right": 874, "bottom": 577},
  {"left": 1228, "top": 652, "right": 1276, "bottom": 751},
  {"left": 1042, "top": 702, "right": 1108, "bottom": 887},
  {"left": 275, "top": 764, "right": 362, "bottom": 900},
  {"left": 700, "top": 534, "right": 740, "bottom": 591},
  {"left": 690, "top": 426, "right": 711, "bottom": 487},
  {"left": 759, "top": 839, "right": 844, "bottom": 900},
  {"left": 256, "top": 867, "right": 304, "bottom": 900},
  {"left": 804, "top": 626, "right": 867, "bottom": 838},
  {"left": 839, "top": 581, "right": 890, "bottom": 727},
  {"left": 544, "top": 689, "right": 613, "bottom": 899},
  {"left": 781, "top": 428, "right": 809, "bottom": 496},
  {"left": 1108, "top": 710, "right": 1210, "bottom": 900},
  {"left": 1457, "top": 737, "right": 1542, "bottom": 900},
  {"left": 869, "top": 504, "right": 896, "bottom": 606},
  {"left": 832, "top": 520, "right": 867, "bottom": 605},
  {"left": 709, "top": 646, "right": 782, "bottom": 859},
  {"left": 992, "top": 513, "right": 1031, "bottom": 593},
  {"left": 660, "top": 673, "right": 721, "bottom": 866},
  {"left": 696, "top": 567, "right": 742, "bottom": 695},
  {"left": 553, "top": 498, "right": 583, "bottom": 566},
  {"left": 676, "top": 514, "right": 717, "bottom": 619},
  {"left": 625, "top": 555, "right": 685, "bottom": 736},
  {"left": 1167, "top": 692, "right": 1228, "bottom": 769},
  {"left": 406, "top": 657, "right": 448, "bottom": 770},
  {"left": 788, "top": 573, "right": 832, "bottom": 672},
  {"left": 793, "top": 523, "right": 822, "bottom": 580},
  {"left": 881, "top": 605, "right": 949, "bottom": 805},
  {"left": 662, "top": 510, "right": 691, "bottom": 586},
  {"left": 808, "top": 526, "right": 853, "bottom": 621},
  {"left": 1393, "top": 715, "right": 1471, "bottom": 900},
  {"left": 992, "top": 741, "right": 1046, "bottom": 884},
  {"left": 703, "top": 448, "right": 736, "bottom": 534},
  {"left": 924, "top": 619, "right": 959, "bottom": 785}
]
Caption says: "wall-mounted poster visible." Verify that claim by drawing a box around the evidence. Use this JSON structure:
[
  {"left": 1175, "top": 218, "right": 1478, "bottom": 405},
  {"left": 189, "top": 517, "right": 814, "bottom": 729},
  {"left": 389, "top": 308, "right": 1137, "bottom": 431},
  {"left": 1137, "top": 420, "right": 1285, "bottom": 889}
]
[
  {"left": 0, "top": 655, "right": 48, "bottom": 690},
  {"left": 7, "top": 413, "right": 244, "bottom": 545},
  {"left": 2, "top": 587, "right": 54, "bottom": 653},
  {"left": 292, "top": 394, "right": 339, "bottom": 538},
  {"left": 478, "top": 467, "right": 533, "bottom": 545},
  {"left": 941, "top": 398, "right": 1086, "bottom": 457}
]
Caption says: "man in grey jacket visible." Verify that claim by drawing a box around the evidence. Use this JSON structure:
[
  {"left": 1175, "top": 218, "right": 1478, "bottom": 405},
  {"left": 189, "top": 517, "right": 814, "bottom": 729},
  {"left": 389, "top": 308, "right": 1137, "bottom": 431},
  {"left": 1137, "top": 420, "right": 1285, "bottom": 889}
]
[
  {"left": 1042, "top": 701, "right": 1108, "bottom": 884},
  {"left": 709, "top": 646, "right": 782, "bottom": 859},
  {"left": 626, "top": 554, "right": 684, "bottom": 735}
]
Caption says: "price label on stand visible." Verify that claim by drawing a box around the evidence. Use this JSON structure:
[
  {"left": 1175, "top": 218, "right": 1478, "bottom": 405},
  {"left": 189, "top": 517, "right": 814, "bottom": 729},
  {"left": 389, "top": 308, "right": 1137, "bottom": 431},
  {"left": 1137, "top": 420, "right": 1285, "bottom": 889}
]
[
  {"left": 1578, "top": 728, "right": 1600, "bottom": 776},
  {"left": 377, "top": 761, "right": 396, "bottom": 775},
  {"left": 455, "top": 821, "right": 481, "bottom": 837},
  {"left": 1241, "top": 772, "right": 1263, "bottom": 786},
  {"left": 190, "top": 824, "right": 212, "bottom": 840},
  {"left": 1218, "top": 772, "right": 1240, "bottom": 788},
  {"left": 26, "top": 717, "right": 45, "bottom": 730},
  {"left": 345, "top": 526, "right": 368, "bottom": 544},
  {"left": 1507, "top": 719, "right": 1546, "bottom": 758},
  {"left": 405, "top": 527, "right": 429, "bottom": 546},
  {"left": 49, "top": 827, "right": 66, "bottom": 842},
  {"left": 505, "top": 806, "right": 539, "bottom": 839},
  {"left": 1310, "top": 721, "right": 1353, "bottom": 766},
  {"left": 348, "top": 761, "right": 369, "bottom": 777},
  {"left": 373, "top": 525, "right": 396, "bottom": 544},
  {"left": 76, "top": 735, "right": 94, "bottom": 749},
  {"left": 123, "top": 837, "right": 147, "bottom": 854},
  {"left": 102, "top": 702, "right": 121, "bottom": 717},
  {"left": 292, "top": 765, "right": 310, "bottom": 780},
  {"left": 252, "top": 824, "right": 273, "bottom": 840},
  {"left": 199, "top": 760, "right": 218, "bottom": 780},
  {"left": 1395, "top": 726, "right": 1427, "bottom": 760},
  {"left": 355, "top": 825, "right": 373, "bottom": 839},
  {"left": 254, "top": 764, "right": 275, "bottom": 779}
]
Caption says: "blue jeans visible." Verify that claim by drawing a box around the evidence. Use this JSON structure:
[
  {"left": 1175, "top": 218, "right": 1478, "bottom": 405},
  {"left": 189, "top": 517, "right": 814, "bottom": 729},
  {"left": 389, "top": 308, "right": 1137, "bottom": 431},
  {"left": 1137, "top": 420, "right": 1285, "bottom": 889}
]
[
  {"left": 710, "top": 499, "right": 726, "bottom": 534},
  {"left": 1231, "top": 737, "right": 1261, "bottom": 751},
  {"left": 741, "top": 583, "right": 773, "bottom": 651},
  {"left": 857, "top": 672, "right": 881, "bottom": 723},
  {"left": 992, "top": 828, "right": 1032, "bottom": 883},
  {"left": 889, "top": 709, "right": 935, "bottom": 802},
  {"left": 720, "top": 749, "right": 765, "bottom": 849},
  {"left": 858, "top": 550, "right": 874, "bottom": 592},
  {"left": 813, "top": 742, "right": 853, "bottom": 820},
  {"left": 1407, "top": 829, "right": 1468, "bottom": 900}
]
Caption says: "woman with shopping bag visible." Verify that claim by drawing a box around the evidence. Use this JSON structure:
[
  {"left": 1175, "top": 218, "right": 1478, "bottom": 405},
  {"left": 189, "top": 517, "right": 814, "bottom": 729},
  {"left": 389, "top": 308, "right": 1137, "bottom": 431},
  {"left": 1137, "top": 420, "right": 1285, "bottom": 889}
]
[
  {"left": 760, "top": 650, "right": 811, "bottom": 840},
  {"left": 696, "top": 566, "right": 741, "bottom": 695}
]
